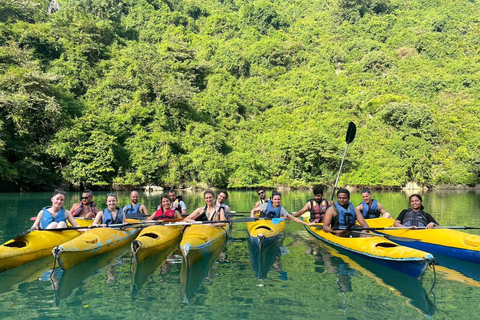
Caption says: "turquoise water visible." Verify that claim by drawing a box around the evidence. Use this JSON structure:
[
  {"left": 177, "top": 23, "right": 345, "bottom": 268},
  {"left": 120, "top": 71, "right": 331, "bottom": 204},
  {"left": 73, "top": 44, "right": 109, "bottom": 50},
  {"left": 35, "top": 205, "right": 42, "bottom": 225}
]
[{"left": 0, "top": 190, "right": 479, "bottom": 319}]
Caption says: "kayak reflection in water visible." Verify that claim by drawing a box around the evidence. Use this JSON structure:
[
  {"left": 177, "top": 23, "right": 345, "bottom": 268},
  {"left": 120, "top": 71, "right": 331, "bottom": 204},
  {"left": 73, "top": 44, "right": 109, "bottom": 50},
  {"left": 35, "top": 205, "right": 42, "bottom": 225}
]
[
  {"left": 394, "top": 194, "right": 439, "bottom": 229},
  {"left": 322, "top": 189, "right": 369, "bottom": 237},
  {"left": 31, "top": 189, "right": 81, "bottom": 230}
]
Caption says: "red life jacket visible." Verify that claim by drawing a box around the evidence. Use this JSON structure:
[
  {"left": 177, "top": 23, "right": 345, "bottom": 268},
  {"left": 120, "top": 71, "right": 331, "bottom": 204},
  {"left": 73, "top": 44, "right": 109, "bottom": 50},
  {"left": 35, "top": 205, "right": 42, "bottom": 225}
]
[
  {"left": 310, "top": 199, "right": 329, "bottom": 223},
  {"left": 154, "top": 206, "right": 176, "bottom": 220}
]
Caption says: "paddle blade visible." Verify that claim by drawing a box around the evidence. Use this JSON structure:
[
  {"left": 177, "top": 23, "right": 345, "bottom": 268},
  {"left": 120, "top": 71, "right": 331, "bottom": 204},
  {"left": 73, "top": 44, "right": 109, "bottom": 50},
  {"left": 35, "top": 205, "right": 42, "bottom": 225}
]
[
  {"left": 272, "top": 218, "right": 286, "bottom": 225},
  {"left": 346, "top": 121, "right": 356, "bottom": 144}
]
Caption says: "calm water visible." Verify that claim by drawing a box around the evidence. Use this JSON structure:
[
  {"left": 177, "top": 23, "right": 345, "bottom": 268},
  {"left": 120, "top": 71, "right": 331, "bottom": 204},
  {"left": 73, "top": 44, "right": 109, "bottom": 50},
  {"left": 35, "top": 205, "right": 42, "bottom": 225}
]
[{"left": 0, "top": 190, "right": 479, "bottom": 319}]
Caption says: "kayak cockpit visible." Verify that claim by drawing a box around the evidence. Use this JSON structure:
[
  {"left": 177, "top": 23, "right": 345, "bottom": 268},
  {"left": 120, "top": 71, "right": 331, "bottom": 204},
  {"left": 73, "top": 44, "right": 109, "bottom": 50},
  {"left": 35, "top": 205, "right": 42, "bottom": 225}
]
[{"left": 375, "top": 242, "right": 398, "bottom": 248}]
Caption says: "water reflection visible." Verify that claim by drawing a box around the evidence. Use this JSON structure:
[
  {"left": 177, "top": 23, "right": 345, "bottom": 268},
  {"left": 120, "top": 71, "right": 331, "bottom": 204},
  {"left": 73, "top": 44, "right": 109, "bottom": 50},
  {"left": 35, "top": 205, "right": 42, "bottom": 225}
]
[
  {"left": 131, "top": 243, "right": 181, "bottom": 297},
  {"left": 55, "top": 244, "right": 131, "bottom": 304},
  {"left": 0, "top": 256, "right": 55, "bottom": 296},
  {"left": 181, "top": 240, "right": 226, "bottom": 303},
  {"left": 434, "top": 254, "right": 480, "bottom": 287},
  {"left": 248, "top": 235, "right": 284, "bottom": 279},
  {"left": 306, "top": 239, "right": 436, "bottom": 317}
]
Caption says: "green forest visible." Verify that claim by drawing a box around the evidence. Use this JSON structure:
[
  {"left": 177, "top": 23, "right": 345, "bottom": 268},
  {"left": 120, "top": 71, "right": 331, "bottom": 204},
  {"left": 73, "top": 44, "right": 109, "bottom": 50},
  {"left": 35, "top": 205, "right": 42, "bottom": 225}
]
[{"left": 0, "top": 0, "right": 479, "bottom": 191}]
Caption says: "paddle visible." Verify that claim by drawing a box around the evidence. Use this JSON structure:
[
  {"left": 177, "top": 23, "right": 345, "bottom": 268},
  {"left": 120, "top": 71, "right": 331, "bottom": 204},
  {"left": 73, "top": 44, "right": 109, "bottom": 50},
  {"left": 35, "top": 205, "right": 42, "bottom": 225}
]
[
  {"left": 161, "top": 217, "right": 256, "bottom": 226},
  {"left": 348, "top": 226, "right": 480, "bottom": 231},
  {"left": 348, "top": 230, "right": 420, "bottom": 242},
  {"left": 331, "top": 121, "right": 356, "bottom": 201},
  {"left": 30, "top": 221, "right": 147, "bottom": 232}
]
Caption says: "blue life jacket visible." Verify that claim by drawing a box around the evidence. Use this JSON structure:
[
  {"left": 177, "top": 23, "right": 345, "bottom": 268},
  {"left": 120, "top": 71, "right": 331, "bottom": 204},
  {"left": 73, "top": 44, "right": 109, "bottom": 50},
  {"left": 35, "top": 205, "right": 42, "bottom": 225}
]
[
  {"left": 124, "top": 203, "right": 145, "bottom": 219},
  {"left": 401, "top": 209, "right": 428, "bottom": 228},
  {"left": 103, "top": 207, "right": 124, "bottom": 225},
  {"left": 260, "top": 200, "right": 282, "bottom": 219},
  {"left": 361, "top": 199, "right": 380, "bottom": 219},
  {"left": 41, "top": 207, "right": 66, "bottom": 229},
  {"left": 333, "top": 202, "right": 356, "bottom": 229}
]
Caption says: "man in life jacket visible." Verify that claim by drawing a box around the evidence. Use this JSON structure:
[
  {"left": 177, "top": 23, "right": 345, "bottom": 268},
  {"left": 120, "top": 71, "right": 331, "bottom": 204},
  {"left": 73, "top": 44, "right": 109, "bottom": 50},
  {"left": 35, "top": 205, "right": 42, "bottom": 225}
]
[
  {"left": 253, "top": 188, "right": 267, "bottom": 209},
  {"left": 123, "top": 190, "right": 149, "bottom": 219},
  {"left": 294, "top": 185, "right": 331, "bottom": 223},
  {"left": 168, "top": 190, "right": 187, "bottom": 215},
  {"left": 355, "top": 189, "right": 391, "bottom": 219},
  {"left": 69, "top": 189, "right": 98, "bottom": 218},
  {"left": 322, "top": 188, "right": 369, "bottom": 236}
]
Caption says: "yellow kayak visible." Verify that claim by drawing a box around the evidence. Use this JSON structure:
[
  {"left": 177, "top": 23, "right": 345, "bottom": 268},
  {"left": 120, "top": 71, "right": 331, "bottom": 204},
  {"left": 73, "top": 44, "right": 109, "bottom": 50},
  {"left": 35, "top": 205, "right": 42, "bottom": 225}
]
[
  {"left": 132, "top": 224, "right": 183, "bottom": 263},
  {"left": 54, "top": 227, "right": 141, "bottom": 270},
  {"left": 304, "top": 217, "right": 434, "bottom": 277},
  {"left": 247, "top": 219, "right": 285, "bottom": 251},
  {"left": 366, "top": 218, "right": 480, "bottom": 264},
  {"left": 181, "top": 223, "right": 230, "bottom": 268},
  {"left": 0, "top": 229, "right": 82, "bottom": 273}
]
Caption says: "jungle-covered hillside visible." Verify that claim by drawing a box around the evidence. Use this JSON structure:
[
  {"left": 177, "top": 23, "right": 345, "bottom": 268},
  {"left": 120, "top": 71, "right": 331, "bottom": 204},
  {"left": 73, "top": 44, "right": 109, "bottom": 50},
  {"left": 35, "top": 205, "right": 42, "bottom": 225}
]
[{"left": 0, "top": 0, "right": 479, "bottom": 190}]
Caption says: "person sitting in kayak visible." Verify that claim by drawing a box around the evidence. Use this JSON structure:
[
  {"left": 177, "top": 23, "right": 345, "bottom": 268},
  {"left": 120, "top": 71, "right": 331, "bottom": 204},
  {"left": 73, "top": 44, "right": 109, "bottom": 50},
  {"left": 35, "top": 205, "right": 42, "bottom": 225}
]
[
  {"left": 323, "top": 189, "right": 369, "bottom": 236},
  {"left": 250, "top": 191, "right": 315, "bottom": 226},
  {"left": 31, "top": 189, "right": 81, "bottom": 230},
  {"left": 184, "top": 190, "right": 227, "bottom": 226},
  {"left": 253, "top": 188, "right": 268, "bottom": 209},
  {"left": 69, "top": 189, "right": 98, "bottom": 218},
  {"left": 146, "top": 194, "right": 182, "bottom": 221},
  {"left": 168, "top": 189, "right": 187, "bottom": 215},
  {"left": 293, "top": 185, "right": 331, "bottom": 223},
  {"left": 394, "top": 194, "right": 438, "bottom": 229},
  {"left": 92, "top": 193, "right": 126, "bottom": 226},
  {"left": 356, "top": 189, "right": 391, "bottom": 219},
  {"left": 215, "top": 190, "right": 232, "bottom": 217},
  {"left": 124, "top": 190, "right": 149, "bottom": 219}
]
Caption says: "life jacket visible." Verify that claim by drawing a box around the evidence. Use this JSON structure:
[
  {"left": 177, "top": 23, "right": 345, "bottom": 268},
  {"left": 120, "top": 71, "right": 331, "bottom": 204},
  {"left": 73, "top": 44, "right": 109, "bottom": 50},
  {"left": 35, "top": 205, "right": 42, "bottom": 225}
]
[
  {"left": 72, "top": 201, "right": 97, "bottom": 217},
  {"left": 310, "top": 199, "right": 329, "bottom": 223},
  {"left": 154, "top": 206, "right": 178, "bottom": 220},
  {"left": 103, "top": 207, "right": 124, "bottom": 225},
  {"left": 195, "top": 205, "right": 221, "bottom": 222},
  {"left": 332, "top": 202, "right": 356, "bottom": 229},
  {"left": 124, "top": 203, "right": 146, "bottom": 219},
  {"left": 401, "top": 209, "right": 429, "bottom": 228},
  {"left": 172, "top": 197, "right": 185, "bottom": 212},
  {"left": 360, "top": 199, "right": 380, "bottom": 219},
  {"left": 41, "top": 206, "right": 66, "bottom": 229},
  {"left": 260, "top": 200, "right": 282, "bottom": 219}
]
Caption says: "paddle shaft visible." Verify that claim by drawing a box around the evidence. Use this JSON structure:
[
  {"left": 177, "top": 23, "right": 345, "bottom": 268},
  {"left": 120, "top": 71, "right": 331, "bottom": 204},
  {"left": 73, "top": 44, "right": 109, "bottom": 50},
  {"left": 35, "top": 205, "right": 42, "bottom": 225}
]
[
  {"left": 331, "top": 122, "right": 356, "bottom": 201},
  {"left": 348, "top": 230, "right": 420, "bottom": 242}
]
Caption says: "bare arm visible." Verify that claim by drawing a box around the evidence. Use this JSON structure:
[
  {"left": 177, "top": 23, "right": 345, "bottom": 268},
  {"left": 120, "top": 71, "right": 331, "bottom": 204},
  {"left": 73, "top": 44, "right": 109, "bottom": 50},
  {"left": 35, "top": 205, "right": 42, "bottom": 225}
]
[
  {"left": 65, "top": 210, "right": 80, "bottom": 228},
  {"left": 286, "top": 214, "right": 312, "bottom": 226},
  {"left": 184, "top": 207, "right": 202, "bottom": 222},
  {"left": 377, "top": 203, "right": 391, "bottom": 219},
  {"left": 293, "top": 202, "right": 311, "bottom": 218},
  {"left": 355, "top": 208, "right": 369, "bottom": 228},
  {"left": 140, "top": 204, "right": 149, "bottom": 216},
  {"left": 92, "top": 211, "right": 104, "bottom": 226},
  {"left": 322, "top": 207, "right": 344, "bottom": 235},
  {"left": 70, "top": 203, "right": 79, "bottom": 213},
  {"left": 31, "top": 210, "right": 44, "bottom": 230}
]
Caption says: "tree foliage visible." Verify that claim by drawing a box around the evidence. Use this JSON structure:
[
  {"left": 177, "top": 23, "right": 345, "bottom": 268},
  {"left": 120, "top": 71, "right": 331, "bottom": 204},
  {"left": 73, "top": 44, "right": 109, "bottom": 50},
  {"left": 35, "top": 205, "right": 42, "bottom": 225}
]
[{"left": 0, "top": 0, "right": 479, "bottom": 190}]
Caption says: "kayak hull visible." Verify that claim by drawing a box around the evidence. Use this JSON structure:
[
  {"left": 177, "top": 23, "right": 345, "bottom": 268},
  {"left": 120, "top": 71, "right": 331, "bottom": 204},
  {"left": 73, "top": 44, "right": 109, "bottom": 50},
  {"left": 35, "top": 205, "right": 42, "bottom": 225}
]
[
  {"left": 304, "top": 218, "right": 434, "bottom": 278},
  {"left": 0, "top": 230, "right": 82, "bottom": 273},
  {"left": 368, "top": 218, "right": 480, "bottom": 264},
  {"left": 247, "top": 219, "right": 285, "bottom": 251},
  {"left": 54, "top": 227, "right": 140, "bottom": 270},
  {"left": 181, "top": 224, "right": 230, "bottom": 268},
  {"left": 132, "top": 225, "right": 183, "bottom": 263}
]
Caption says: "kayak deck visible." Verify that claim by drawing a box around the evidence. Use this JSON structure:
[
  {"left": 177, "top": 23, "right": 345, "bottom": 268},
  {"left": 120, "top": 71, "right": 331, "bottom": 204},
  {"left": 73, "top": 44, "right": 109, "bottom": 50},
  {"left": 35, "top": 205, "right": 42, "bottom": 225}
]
[
  {"left": 304, "top": 218, "right": 434, "bottom": 277},
  {"left": 132, "top": 225, "right": 182, "bottom": 263},
  {"left": 247, "top": 219, "right": 285, "bottom": 251},
  {"left": 367, "top": 218, "right": 480, "bottom": 264},
  {"left": 54, "top": 227, "right": 140, "bottom": 270}
]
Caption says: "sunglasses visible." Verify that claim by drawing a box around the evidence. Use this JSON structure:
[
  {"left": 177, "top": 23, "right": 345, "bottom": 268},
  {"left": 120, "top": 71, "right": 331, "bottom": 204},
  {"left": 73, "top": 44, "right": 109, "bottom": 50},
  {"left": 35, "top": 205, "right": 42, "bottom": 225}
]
[
  {"left": 257, "top": 191, "right": 265, "bottom": 195},
  {"left": 81, "top": 196, "right": 90, "bottom": 200}
]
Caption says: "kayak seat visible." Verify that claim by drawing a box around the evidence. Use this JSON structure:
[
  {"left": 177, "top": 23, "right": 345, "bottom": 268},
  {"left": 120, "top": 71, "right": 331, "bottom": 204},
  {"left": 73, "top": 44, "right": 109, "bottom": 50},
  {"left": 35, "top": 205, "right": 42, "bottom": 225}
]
[
  {"left": 142, "top": 233, "right": 159, "bottom": 239},
  {"left": 3, "top": 240, "right": 27, "bottom": 248},
  {"left": 375, "top": 242, "right": 398, "bottom": 248}
]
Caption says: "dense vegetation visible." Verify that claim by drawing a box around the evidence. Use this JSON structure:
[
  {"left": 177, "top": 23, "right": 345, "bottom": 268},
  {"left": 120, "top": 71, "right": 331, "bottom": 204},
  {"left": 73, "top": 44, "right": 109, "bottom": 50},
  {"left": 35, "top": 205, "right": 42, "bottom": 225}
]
[{"left": 0, "top": 0, "right": 479, "bottom": 190}]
